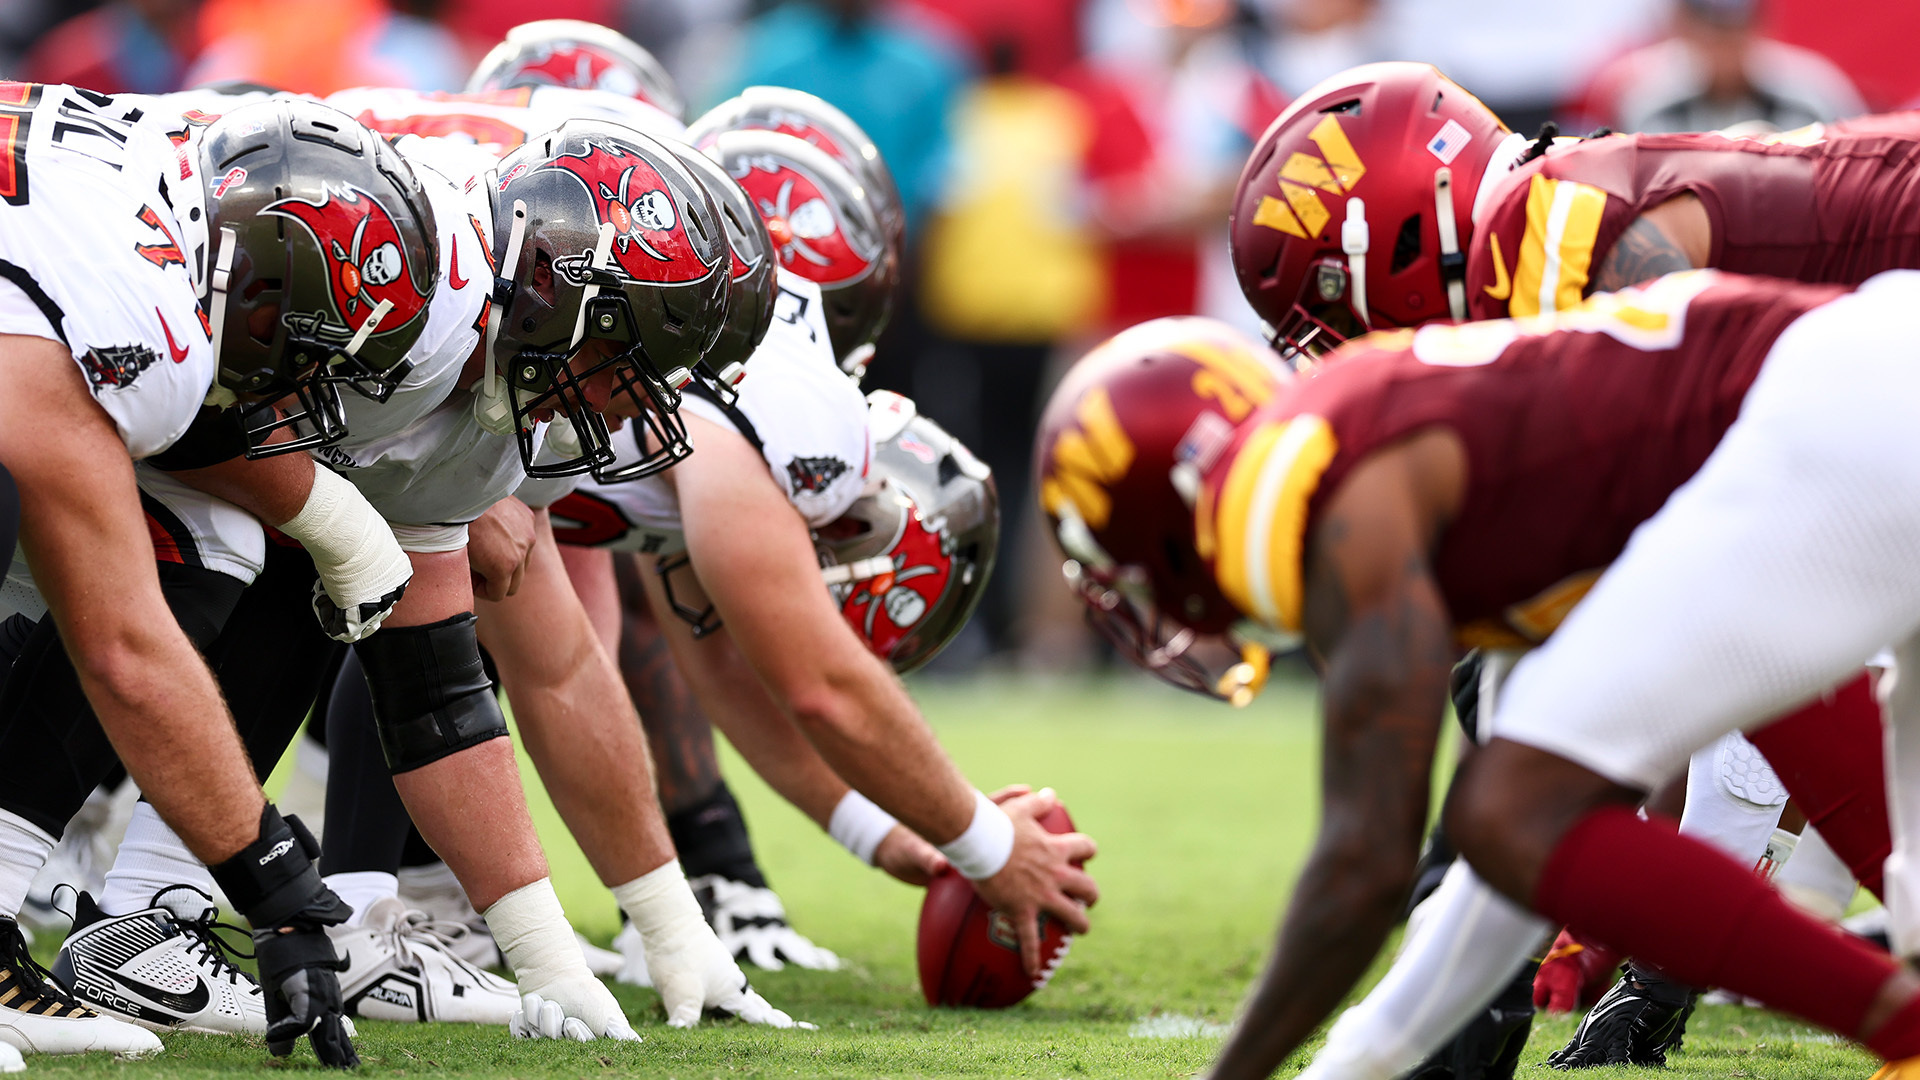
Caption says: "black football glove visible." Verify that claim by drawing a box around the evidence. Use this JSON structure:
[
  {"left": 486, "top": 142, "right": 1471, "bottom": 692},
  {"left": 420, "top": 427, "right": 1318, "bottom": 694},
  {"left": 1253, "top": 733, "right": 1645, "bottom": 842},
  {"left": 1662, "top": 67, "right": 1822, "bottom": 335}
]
[{"left": 210, "top": 805, "right": 359, "bottom": 1068}]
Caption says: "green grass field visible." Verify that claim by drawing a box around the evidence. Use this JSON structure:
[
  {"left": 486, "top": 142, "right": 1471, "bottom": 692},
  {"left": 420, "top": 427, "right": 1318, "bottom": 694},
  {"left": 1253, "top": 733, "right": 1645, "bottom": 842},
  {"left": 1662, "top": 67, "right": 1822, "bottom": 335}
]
[{"left": 20, "top": 672, "right": 1885, "bottom": 1077}]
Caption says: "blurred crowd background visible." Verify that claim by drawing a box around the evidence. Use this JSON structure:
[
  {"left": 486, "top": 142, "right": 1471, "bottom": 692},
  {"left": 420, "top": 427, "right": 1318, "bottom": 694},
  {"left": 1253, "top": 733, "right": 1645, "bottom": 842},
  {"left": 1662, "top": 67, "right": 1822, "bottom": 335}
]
[{"left": 3, "top": 0, "right": 1915, "bottom": 671}]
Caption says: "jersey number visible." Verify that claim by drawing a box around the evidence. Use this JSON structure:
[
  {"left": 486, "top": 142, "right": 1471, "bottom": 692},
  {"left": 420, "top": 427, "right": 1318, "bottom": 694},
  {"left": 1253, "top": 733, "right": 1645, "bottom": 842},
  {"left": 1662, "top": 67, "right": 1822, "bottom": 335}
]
[{"left": 0, "top": 82, "right": 41, "bottom": 206}]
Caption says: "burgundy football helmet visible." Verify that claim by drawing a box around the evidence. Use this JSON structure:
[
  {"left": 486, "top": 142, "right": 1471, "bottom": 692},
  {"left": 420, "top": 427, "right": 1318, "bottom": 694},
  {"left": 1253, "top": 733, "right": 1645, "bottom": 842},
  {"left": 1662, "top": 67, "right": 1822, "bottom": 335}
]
[
  {"left": 1230, "top": 62, "right": 1509, "bottom": 366},
  {"left": 1035, "top": 316, "right": 1294, "bottom": 705},
  {"left": 816, "top": 391, "right": 997, "bottom": 673},
  {"left": 467, "top": 19, "right": 687, "bottom": 121},
  {"left": 705, "top": 129, "right": 897, "bottom": 366}
]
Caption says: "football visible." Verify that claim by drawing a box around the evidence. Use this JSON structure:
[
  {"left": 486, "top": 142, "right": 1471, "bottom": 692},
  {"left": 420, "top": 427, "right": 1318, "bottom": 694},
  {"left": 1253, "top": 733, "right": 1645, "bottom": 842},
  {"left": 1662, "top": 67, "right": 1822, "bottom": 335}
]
[{"left": 916, "top": 803, "right": 1078, "bottom": 1008}]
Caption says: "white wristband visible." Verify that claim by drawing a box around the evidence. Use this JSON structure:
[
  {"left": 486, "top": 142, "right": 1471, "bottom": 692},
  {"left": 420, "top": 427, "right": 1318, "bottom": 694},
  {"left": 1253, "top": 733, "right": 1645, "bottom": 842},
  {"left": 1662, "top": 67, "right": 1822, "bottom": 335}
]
[
  {"left": 938, "top": 790, "right": 1015, "bottom": 880},
  {"left": 828, "top": 791, "right": 899, "bottom": 866},
  {"left": 482, "top": 877, "right": 592, "bottom": 992}
]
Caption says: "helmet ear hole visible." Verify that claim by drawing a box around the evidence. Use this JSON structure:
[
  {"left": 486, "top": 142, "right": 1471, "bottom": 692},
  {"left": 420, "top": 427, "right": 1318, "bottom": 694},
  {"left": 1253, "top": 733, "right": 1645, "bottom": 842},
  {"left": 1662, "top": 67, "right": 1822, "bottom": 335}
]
[{"left": 1391, "top": 213, "right": 1423, "bottom": 274}]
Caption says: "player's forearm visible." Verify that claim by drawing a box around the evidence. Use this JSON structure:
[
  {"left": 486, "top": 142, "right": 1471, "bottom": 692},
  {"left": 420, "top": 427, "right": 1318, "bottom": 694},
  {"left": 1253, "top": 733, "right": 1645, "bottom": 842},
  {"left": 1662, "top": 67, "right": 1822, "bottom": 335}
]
[
  {"left": 692, "top": 646, "right": 850, "bottom": 827},
  {"left": 1209, "top": 838, "right": 1411, "bottom": 1080},
  {"left": 482, "top": 550, "right": 676, "bottom": 885},
  {"left": 169, "top": 447, "right": 316, "bottom": 526},
  {"left": 785, "top": 666, "right": 975, "bottom": 844},
  {"left": 69, "top": 625, "right": 264, "bottom": 864}
]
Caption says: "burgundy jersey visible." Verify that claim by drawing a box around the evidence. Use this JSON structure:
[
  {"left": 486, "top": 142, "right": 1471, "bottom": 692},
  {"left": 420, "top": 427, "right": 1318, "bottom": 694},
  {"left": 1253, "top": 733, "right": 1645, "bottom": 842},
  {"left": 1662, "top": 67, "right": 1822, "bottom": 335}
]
[
  {"left": 1465, "top": 116, "right": 1920, "bottom": 322},
  {"left": 1200, "top": 271, "right": 1847, "bottom": 645}
]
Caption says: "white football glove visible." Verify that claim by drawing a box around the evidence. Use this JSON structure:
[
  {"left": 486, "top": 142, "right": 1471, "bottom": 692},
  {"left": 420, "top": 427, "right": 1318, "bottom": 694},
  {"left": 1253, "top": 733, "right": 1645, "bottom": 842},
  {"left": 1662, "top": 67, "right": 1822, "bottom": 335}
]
[
  {"left": 694, "top": 875, "right": 843, "bottom": 972},
  {"left": 279, "top": 467, "right": 411, "bottom": 642},
  {"left": 510, "top": 982, "right": 639, "bottom": 1042},
  {"left": 614, "top": 863, "right": 814, "bottom": 1029},
  {"left": 487, "top": 879, "right": 641, "bottom": 1042}
]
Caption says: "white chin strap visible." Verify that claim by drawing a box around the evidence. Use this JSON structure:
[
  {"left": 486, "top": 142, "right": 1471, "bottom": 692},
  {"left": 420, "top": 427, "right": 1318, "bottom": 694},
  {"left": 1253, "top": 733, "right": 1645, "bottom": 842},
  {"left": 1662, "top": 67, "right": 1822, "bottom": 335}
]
[
  {"left": 476, "top": 198, "right": 529, "bottom": 437},
  {"left": 1342, "top": 197, "right": 1371, "bottom": 330},
  {"left": 336, "top": 298, "right": 395, "bottom": 367},
  {"left": 203, "top": 226, "right": 239, "bottom": 408},
  {"left": 821, "top": 555, "right": 896, "bottom": 587},
  {"left": 569, "top": 221, "right": 618, "bottom": 350},
  {"left": 1434, "top": 166, "right": 1468, "bottom": 321}
]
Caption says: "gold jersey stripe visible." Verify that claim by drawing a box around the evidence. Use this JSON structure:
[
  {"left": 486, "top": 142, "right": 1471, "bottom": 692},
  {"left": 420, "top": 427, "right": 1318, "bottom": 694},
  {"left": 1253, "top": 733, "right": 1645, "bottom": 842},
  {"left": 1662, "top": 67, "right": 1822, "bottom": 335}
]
[
  {"left": 1509, "top": 176, "right": 1608, "bottom": 317},
  {"left": 1210, "top": 415, "right": 1337, "bottom": 631}
]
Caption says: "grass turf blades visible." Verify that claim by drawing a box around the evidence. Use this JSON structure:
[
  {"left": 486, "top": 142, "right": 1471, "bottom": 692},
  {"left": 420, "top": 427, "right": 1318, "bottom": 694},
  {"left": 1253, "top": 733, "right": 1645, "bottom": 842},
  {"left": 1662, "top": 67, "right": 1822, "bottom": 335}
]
[{"left": 19, "top": 672, "right": 1881, "bottom": 1077}]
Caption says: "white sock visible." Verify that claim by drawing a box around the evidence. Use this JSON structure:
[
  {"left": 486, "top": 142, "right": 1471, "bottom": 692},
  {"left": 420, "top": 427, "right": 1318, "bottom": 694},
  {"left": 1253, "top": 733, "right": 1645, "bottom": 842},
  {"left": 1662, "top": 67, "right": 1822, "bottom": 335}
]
[
  {"left": 0, "top": 809, "right": 55, "bottom": 918},
  {"left": 1298, "top": 861, "right": 1552, "bottom": 1080},
  {"left": 324, "top": 871, "right": 399, "bottom": 927},
  {"left": 98, "top": 802, "right": 216, "bottom": 916},
  {"left": 1677, "top": 731, "right": 1788, "bottom": 865},
  {"left": 1776, "top": 825, "right": 1858, "bottom": 922}
]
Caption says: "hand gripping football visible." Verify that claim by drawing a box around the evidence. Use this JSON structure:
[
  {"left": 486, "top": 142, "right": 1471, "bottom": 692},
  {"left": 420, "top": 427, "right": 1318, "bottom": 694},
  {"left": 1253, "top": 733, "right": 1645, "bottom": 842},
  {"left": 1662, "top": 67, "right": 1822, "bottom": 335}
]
[{"left": 917, "top": 803, "right": 1076, "bottom": 1008}]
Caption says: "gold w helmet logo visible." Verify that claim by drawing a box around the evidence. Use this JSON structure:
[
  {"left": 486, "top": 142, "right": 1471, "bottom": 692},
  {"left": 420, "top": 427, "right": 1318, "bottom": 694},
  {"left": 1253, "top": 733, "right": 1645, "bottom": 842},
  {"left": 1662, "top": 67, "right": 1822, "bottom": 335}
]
[
  {"left": 1250, "top": 115, "right": 1367, "bottom": 239},
  {"left": 1041, "top": 387, "right": 1135, "bottom": 532}
]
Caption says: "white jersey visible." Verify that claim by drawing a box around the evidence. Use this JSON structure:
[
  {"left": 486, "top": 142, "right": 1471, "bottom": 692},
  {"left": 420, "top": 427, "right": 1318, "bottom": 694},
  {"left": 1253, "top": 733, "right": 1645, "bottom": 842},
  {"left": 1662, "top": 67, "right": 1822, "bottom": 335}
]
[
  {"left": 0, "top": 84, "right": 215, "bottom": 459},
  {"left": 544, "top": 272, "right": 869, "bottom": 554},
  {"left": 323, "top": 85, "right": 683, "bottom": 158},
  {"left": 315, "top": 134, "right": 526, "bottom": 533}
]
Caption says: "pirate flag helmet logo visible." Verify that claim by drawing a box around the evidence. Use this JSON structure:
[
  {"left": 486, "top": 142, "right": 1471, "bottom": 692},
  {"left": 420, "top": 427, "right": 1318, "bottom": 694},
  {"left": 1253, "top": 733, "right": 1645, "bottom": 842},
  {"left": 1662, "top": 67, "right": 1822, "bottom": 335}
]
[
  {"left": 541, "top": 141, "right": 721, "bottom": 286},
  {"left": 264, "top": 184, "right": 432, "bottom": 340},
  {"left": 707, "top": 130, "right": 897, "bottom": 364},
  {"left": 816, "top": 392, "right": 999, "bottom": 673},
  {"left": 195, "top": 98, "right": 439, "bottom": 458}
]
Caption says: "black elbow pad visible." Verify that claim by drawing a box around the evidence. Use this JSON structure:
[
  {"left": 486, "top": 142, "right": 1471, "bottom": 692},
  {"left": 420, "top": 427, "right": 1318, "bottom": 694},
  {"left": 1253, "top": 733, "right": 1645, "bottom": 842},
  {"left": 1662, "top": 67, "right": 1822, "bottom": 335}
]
[{"left": 351, "top": 612, "right": 507, "bottom": 773}]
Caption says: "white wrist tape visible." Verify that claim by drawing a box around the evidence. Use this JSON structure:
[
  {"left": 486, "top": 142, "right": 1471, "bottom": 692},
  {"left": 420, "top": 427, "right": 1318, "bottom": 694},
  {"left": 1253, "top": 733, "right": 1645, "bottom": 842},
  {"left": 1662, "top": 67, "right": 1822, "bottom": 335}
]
[
  {"left": 828, "top": 791, "right": 899, "bottom": 866},
  {"left": 938, "top": 790, "right": 1015, "bottom": 880},
  {"left": 278, "top": 467, "right": 409, "bottom": 603},
  {"left": 483, "top": 878, "right": 592, "bottom": 992},
  {"left": 611, "top": 860, "right": 705, "bottom": 942}
]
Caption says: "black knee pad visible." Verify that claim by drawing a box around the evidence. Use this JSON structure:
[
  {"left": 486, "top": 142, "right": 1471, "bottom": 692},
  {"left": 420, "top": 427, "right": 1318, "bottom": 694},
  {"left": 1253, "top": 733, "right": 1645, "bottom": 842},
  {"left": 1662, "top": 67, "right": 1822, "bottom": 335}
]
[{"left": 351, "top": 612, "right": 507, "bottom": 774}]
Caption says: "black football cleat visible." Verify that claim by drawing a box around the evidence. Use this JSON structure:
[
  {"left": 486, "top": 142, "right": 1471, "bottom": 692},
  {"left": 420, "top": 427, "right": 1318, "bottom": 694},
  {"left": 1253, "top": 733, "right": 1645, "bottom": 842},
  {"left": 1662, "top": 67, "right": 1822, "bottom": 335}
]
[{"left": 1548, "top": 962, "right": 1700, "bottom": 1069}]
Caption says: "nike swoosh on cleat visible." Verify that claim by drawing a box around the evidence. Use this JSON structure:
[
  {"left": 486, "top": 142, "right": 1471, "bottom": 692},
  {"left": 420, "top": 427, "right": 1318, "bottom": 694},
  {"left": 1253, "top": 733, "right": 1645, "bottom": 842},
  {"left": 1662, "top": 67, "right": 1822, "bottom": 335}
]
[{"left": 102, "top": 970, "right": 210, "bottom": 1016}]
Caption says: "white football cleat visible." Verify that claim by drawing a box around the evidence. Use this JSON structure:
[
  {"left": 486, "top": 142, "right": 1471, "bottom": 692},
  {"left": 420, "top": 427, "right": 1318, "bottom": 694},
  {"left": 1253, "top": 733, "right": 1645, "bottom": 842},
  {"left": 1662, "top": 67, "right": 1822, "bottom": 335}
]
[
  {"left": 20, "top": 785, "right": 128, "bottom": 937},
  {"left": 0, "top": 917, "right": 160, "bottom": 1058},
  {"left": 692, "top": 875, "right": 842, "bottom": 972},
  {"left": 328, "top": 898, "right": 519, "bottom": 1024},
  {"left": 0, "top": 1039, "right": 21, "bottom": 1072},
  {"left": 52, "top": 887, "right": 264, "bottom": 1034},
  {"left": 397, "top": 862, "right": 501, "bottom": 969}
]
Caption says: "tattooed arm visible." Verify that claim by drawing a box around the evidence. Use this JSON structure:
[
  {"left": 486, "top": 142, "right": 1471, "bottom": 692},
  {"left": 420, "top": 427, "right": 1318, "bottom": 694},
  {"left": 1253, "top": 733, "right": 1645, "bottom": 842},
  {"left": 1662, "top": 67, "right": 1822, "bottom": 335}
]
[
  {"left": 1589, "top": 194, "right": 1709, "bottom": 293},
  {"left": 1208, "top": 435, "right": 1462, "bottom": 1080}
]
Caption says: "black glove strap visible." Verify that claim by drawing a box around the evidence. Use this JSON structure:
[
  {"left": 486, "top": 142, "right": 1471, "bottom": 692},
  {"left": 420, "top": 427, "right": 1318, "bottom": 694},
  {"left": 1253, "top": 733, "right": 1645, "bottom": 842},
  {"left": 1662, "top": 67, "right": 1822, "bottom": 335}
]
[{"left": 209, "top": 805, "right": 350, "bottom": 928}]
